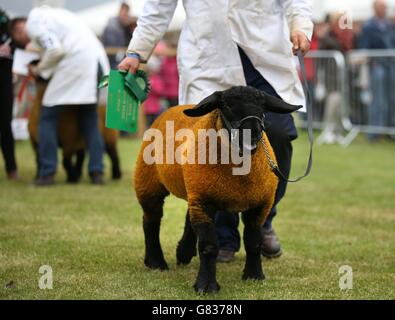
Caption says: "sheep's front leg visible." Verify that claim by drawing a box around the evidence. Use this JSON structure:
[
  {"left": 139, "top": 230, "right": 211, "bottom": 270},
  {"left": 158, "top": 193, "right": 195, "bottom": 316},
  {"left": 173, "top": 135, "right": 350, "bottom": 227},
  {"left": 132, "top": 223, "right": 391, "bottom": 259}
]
[
  {"left": 105, "top": 144, "right": 122, "bottom": 180},
  {"left": 189, "top": 202, "right": 220, "bottom": 294},
  {"left": 242, "top": 208, "right": 266, "bottom": 281},
  {"left": 141, "top": 198, "right": 169, "bottom": 271}
]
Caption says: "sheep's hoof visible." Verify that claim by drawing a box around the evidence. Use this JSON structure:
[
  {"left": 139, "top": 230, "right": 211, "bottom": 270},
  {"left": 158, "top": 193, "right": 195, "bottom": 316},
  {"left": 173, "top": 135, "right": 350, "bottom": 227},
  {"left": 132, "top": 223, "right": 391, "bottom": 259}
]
[
  {"left": 242, "top": 269, "right": 266, "bottom": 281},
  {"left": 66, "top": 171, "right": 82, "bottom": 184},
  {"left": 112, "top": 169, "right": 122, "bottom": 180},
  {"left": 67, "top": 178, "right": 79, "bottom": 184},
  {"left": 176, "top": 242, "right": 197, "bottom": 266},
  {"left": 144, "top": 257, "right": 169, "bottom": 271},
  {"left": 193, "top": 281, "right": 221, "bottom": 294},
  {"left": 66, "top": 174, "right": 80, "bottom": 184},
  {"left": 177, "top": 258, "right": 193, "bottom": 266}
]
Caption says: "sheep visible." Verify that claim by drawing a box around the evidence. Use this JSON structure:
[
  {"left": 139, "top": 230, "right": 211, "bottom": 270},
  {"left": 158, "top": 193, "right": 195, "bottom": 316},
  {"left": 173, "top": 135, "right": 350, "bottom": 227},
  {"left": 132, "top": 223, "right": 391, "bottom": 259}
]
[
  {"left": 29, "top": 79, "right": 122, "bottom": 182},
  {"left": 134, "top": 86, "right": 301, "bottom": 293},
  {"left": 97, "top": 104, "right": 122, "bottom": 180}
]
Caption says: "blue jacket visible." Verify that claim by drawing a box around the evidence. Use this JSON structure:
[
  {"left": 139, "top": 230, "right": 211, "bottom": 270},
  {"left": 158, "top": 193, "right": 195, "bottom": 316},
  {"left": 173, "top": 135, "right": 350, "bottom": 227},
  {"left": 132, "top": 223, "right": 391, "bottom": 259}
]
[{"left": 358, "top": 18, "right": 395, "bottom": 49}]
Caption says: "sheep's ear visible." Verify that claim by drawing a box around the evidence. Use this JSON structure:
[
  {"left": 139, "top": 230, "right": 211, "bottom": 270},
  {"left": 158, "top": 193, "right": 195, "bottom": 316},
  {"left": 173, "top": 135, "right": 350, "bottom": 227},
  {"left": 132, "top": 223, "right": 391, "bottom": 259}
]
[
  {"left": 183, "top": 91, "right": 223, "bottom": 117},
  {"left": 264, "top": 93, "right": 302, "bottom": 114}
]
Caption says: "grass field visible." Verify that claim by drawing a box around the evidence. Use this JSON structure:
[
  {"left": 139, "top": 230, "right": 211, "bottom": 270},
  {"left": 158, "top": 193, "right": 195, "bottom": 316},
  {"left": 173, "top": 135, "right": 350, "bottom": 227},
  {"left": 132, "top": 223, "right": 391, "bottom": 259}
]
[{"left": 0, "top": 133, "right": 394, "bottom": 300}]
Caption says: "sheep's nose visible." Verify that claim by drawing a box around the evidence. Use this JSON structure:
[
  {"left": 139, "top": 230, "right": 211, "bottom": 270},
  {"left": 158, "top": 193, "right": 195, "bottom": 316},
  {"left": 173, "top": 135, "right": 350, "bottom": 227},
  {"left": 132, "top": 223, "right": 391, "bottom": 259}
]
[{"left": 239, "top": 143, "right": 258, "bottom": 157}]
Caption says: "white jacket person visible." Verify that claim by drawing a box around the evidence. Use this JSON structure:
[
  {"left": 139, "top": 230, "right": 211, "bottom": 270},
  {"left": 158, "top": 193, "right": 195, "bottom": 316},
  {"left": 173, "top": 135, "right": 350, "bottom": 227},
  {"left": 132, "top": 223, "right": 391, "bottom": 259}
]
[
  {"left": 26, "top": 7, "right": 110, "bottom": 107},
  {"left": 122, "top": 0, "right": 313, "bottom": 106}
]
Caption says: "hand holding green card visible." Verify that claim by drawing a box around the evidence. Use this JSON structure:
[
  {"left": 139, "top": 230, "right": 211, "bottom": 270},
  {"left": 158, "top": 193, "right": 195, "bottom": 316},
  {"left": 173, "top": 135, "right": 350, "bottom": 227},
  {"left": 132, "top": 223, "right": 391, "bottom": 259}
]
[{"left": 99, "top": 70, "right": 150, "bottom": 133}]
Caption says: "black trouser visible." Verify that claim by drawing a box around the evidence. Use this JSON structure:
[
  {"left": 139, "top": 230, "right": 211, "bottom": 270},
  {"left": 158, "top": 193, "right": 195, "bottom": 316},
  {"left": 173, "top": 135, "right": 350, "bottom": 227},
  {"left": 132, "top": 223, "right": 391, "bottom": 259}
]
[
  {"left": 215, "top": 47, "right": 298, "bottom": 252},
  {"left": 0, "top": 58, "right": 17, "bottom": 174}
]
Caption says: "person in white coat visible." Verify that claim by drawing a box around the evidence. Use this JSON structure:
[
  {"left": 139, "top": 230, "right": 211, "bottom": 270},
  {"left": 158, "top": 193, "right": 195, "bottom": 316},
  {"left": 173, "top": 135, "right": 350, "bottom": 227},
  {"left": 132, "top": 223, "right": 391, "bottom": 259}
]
[
  {"left": 119, "top": 0, "right": 313, "bottom": 260},
  {"left": 11, "top": 7, "right": 110, "bottom": 186}
]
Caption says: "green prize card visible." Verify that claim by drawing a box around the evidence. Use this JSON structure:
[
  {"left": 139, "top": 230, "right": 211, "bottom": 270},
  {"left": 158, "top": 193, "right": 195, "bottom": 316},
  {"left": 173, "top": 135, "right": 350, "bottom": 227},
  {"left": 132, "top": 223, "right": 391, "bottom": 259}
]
[{"left": 99, "top": 70, "right": 149, "bottom": 133}]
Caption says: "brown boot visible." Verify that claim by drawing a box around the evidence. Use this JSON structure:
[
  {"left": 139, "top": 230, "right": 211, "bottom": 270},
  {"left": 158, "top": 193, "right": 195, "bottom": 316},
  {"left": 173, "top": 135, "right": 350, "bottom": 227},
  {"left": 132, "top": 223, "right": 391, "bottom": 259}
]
[
  {"left": 7, "top": 171, "right": 19, "bottom": 181},
  {"left": 217, "top": 250, "right": 236, "bottom": 263},
  {"left": 261, "top": 228, "right": 282, "bottom": 259},
  {"left": 34, "top": 175, "right": 55, "bottom": 187},
  {"left": 90, "top": 172, "right": 104, "bottom": 185}
]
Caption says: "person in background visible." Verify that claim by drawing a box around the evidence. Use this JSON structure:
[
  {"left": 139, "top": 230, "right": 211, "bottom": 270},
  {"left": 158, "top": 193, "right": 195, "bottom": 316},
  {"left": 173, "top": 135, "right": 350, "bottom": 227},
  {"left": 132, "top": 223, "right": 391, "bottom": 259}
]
[
  {"left": 358, "top": 0, "right": 395, "bottom": 141},
  {"left": 0, "top": 8, "right": 18, "bottom": 180},
  {"left": 390, "top": 11, "right": 395, "bottom": 41},
  {"left": 316, "top": 12, "right": 356, "bottom": 145},
  {"left": 391, "top": 19, "right": 395, "bottom": 129},
  {"left": 102, "top": 2, "right": 137, "bottom": 69},
  {"left": 10, "top": 7, "right": 109, "bottom": 186},
  {"left": 144, "top": 54, "right": 165, "bottom": 128},
  {"left": 321, "top": 12, "right": 355, "bottom": 53},
  {"left": 159, "top": 36, "right": 179, "bottom": 108}
]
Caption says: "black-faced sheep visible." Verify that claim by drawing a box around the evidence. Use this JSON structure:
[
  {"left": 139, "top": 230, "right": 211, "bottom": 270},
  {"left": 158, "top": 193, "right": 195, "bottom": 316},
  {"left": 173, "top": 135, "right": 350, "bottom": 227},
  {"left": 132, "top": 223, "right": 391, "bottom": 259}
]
[
  {"left": 29, "top": 79, "right": 122, "bottom": 182},
  {"left": 134, "top": 86, "right": 301, "bottom": 293}
]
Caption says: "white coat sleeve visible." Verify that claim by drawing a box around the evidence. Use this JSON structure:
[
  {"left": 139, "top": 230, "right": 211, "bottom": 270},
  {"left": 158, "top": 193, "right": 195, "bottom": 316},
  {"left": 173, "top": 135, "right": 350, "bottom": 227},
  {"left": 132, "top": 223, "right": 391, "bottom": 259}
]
[
  {"left": 282, "top": 0, "right": 314, "bottom": 41},
  {"left": 26, "top": 10, "right": 65, "bottom": 78},
  {"left": 127, "top": 0, "right": 179, "bottom": 62}
]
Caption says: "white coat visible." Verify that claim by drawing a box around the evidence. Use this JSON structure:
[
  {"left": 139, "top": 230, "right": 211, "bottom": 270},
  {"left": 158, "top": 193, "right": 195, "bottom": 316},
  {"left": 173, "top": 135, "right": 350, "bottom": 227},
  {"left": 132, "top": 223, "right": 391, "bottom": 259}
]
[
  {"left": 129, "top": 0, "right": 313, "bottom": 107},
  {"left": 26, "top": 7, "right": 110, "bottom": 107}
]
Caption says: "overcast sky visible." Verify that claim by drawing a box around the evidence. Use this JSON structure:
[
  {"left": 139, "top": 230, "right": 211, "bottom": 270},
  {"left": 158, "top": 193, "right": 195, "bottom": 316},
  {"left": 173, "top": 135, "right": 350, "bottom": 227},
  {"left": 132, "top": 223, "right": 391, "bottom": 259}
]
[{"left": 0, "top": 0, "right": 112, "bottom": 16}]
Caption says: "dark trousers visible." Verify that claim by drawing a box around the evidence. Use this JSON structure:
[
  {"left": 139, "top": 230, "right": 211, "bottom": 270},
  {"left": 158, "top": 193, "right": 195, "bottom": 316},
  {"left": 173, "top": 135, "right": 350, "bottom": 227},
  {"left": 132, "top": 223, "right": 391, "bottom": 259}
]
[
  {"left": 38, "top": 104, "right": 104, "bottom": 177},
  {"left": 145, "top": 114, "right": 160, "bottom": 128},
  {"left": 166, "top": 98, "right": 179, "bottom": 108},
  {"left": 215, "top": 47, "right": 298, "bottom": 252},
  {"left": 0, "top": 59, "right": 17, "bottom": 174}
]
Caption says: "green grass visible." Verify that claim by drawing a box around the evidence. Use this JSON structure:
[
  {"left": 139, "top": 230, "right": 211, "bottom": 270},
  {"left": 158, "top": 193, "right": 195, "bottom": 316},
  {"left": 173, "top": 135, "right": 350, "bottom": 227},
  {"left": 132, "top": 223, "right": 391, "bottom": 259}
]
[{"left": 0, "top": 133, "right": 394, "bottom": 300}]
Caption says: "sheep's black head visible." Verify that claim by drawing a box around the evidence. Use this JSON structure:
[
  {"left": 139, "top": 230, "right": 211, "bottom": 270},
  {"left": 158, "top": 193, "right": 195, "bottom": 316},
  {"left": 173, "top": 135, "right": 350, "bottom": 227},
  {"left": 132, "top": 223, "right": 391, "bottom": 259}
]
[{"left": 183, "top": 86, "right": 302, "bottom": 154}]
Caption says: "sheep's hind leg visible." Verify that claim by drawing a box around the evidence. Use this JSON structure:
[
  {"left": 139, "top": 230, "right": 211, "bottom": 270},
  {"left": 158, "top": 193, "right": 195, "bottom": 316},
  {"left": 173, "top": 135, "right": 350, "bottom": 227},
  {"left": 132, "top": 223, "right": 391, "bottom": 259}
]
[
  {"left": 105, "top": 144, "right": 122, "bottom": 180},
  {"left": 63, "top": 154, "right": 76, "bottom": 183},
  {"left": 242, "top": 207, "right": 266, "bottom": 281},
  {"left": 177, "top": 210, "right": 197, "bottom": 265},
  {"left": 141, "top": 193, "right": 169, "bottom": 271},
  {"left": 74, "top": 149, "right": 85, "bottom": 182},
  {"left": 31, "top": 140, "right": 40, "bottom": 180},
  {"left": 190, "top": 203, "right": 220, "bottom": 294}
]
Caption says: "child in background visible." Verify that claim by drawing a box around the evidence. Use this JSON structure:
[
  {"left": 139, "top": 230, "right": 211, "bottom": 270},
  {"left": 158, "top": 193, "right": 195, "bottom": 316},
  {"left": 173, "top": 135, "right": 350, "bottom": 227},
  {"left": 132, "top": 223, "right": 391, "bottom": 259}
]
[
  {"left": 153, "top": 38, "right": 179, "bottom": 108},
  {"left": 144, "top": 54, "right": 165, "bottom": 128},
  {"left": 160, "top": 36, "right": 179, "bottom": 107}
]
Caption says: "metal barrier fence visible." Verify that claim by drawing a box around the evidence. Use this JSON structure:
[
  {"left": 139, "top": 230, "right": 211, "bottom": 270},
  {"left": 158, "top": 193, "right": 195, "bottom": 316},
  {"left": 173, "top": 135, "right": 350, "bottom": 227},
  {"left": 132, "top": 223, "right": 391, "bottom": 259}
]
[
  {"left": 304, "top": 50, "right": 347, "bottom": 124},
  {"left": 299, "top": 50, "right": 357, "bottom": 145},
  {"left": 13, "top": 47, "right": 394, "bottom": 144},
  {"left": 300, "top": 49, "right": 395, "bottom": 145},
  {"left": 347, "top": 49, "right": 395, "bottom": 137},
  {"left": 103, "top": 48, "right": 395, "bottom": 144}
]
